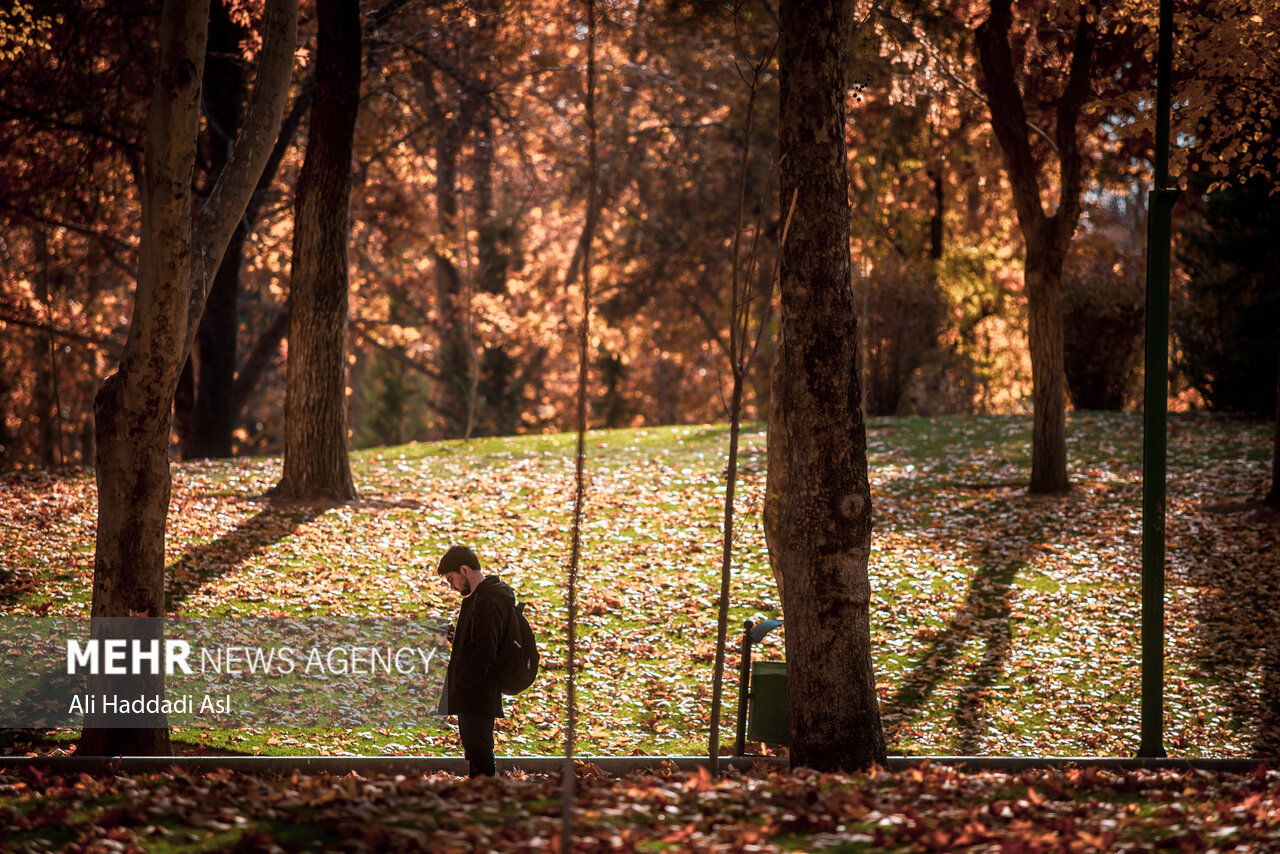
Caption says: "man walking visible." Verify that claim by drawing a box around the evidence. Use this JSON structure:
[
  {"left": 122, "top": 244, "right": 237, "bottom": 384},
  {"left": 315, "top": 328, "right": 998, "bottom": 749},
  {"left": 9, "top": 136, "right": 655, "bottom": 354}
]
[{"left": 437, "top": 544, "right": 515, "bottom": 778}]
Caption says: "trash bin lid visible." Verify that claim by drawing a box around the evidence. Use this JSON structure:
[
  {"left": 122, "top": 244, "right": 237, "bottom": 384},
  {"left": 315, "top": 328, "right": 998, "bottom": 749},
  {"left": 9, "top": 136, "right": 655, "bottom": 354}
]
[{"left": 749, "top": 619, "right": 783, "bottom": 644}]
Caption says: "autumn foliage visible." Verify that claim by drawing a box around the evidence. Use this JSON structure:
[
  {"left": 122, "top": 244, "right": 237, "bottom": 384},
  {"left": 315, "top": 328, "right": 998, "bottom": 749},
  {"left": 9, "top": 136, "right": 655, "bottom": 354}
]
[{"left": 1, "top": 0, "right": 1276, "bottom": 469}]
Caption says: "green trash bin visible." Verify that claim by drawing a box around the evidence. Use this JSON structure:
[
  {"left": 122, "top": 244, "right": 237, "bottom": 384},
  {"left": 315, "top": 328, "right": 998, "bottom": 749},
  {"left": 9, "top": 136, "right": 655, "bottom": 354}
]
[{"left": 746, "top": 660, "right": 789, "bottom": 745}]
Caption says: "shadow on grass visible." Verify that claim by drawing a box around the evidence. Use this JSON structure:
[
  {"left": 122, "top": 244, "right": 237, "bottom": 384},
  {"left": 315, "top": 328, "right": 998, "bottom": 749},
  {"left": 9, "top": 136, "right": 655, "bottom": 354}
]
[
  {"left": 1183, "top": 500, "right": 1280, "bottom": 757},
  {"left": 0, "top": 567, "right": 37, "bottom": 611},
  {"left": 880, "top": 488, "right": 1072, "bottom": 754},
  {"left": 165, "top": 504, "right": 325, "bottom": 610}
]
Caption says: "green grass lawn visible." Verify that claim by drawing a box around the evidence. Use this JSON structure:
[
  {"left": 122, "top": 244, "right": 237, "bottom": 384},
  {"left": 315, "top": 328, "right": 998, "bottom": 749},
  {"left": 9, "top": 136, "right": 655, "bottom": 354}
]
[{"left": 1, "top": 412, "right": 1276, "bottom": 759}]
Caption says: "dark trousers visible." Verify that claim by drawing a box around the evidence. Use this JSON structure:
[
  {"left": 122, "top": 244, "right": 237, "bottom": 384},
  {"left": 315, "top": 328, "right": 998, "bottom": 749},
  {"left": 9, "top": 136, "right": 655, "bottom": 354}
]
[{"left": 458, "top": 711, "right": 496, "bottom": 777}]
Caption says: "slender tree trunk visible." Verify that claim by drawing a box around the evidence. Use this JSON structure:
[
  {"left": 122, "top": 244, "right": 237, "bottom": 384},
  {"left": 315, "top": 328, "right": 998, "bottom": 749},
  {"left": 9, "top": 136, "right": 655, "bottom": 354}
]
[
  {"left": 556, "top": 0, "right": 649, "bottom": 296},
  {"left": 433, "top": 115, "right": 473, "bottom": 437},
  {"left": 930, "top": 166, "right": 944, "bottom": 262},
  {"left": 185, "top": 0, "right": 248, "bottom": 459},
  {"left": 1026, "top": 253, "right": 1069, "bottom": 493},
  {"left": 79, "top": 410, "right": 94, "bottom": 463},
  {"left": 187, "top": 226, "right": 243, "bottom": 457},
  {"left": 0, "top": 347, "right": 12, "bottom": 463},
  {"left": 562, "top": 0, "right": 599, "bottom": 837},
  {"left": 976, "top": 0, "right": 1094, "bottom": 495},
  {"left": 475, "top": 121, "right": 505, "bottom": 297},
  {"left": 80, "top": 0, "right": 297, "bottom": 756},
  {"left": 232, "top": 309, "right": 290, "bottom": 420},
  {"left": 765, "top": 0, "right": 887, "bottom": 773},
  {"left": 174, "top": 354, "right": 196, "bottom": 452},
  {"left": 709, "top": 376, "right": 743, "bottom": 775},
  {"left": 474, "top": 118, "right": 520, "bottom": 436},
  {"left": 1268, "top": 349, "right": 1279, "bottom": 506},
  {"left": 711, "top": 42, "right": 776, "bottom": 774},
  {"left": 34, "top": 227, "right": 59, "bottom": 467},
  {"left": 274, "top": 0, "right": 360, "bottom": 501}
]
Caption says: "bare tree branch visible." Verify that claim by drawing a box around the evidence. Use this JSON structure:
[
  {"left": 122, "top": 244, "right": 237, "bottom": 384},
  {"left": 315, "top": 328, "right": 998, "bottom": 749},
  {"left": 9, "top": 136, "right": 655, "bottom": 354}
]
[{"left": 0, "top": 312, "right": 124, "bottom": 355}]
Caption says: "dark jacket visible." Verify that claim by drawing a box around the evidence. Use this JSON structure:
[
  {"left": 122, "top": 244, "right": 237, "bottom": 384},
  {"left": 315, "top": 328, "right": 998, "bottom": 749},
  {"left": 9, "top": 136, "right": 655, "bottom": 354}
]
[{"left": 439, "top": 575, "right": 514, "bottom": 718}]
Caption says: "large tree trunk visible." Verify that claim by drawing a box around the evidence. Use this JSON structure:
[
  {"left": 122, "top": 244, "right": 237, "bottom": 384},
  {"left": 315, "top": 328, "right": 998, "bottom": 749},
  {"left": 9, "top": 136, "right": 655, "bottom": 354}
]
[
  {"left": 764, "top": 0, "right": 887, "bottom": 773},
  {"left": 976, "top": 0, "right": 1094, "bottom": 495},
  {"left": 83, "top": 375, "right": 176, "bottom": 756},
  {"left": 273, "top": 0, "right": 360, "bottom": 501},
  {"left": 80, "top": 0, "right": 297, "bottom": 757},
  {"left": 81, "top": 0, "right": 210, "bottom": 759}
]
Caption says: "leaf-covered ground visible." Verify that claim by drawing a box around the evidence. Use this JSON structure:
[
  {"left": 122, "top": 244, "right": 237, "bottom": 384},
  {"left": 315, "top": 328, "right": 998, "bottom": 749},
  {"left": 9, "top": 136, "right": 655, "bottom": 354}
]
[
  {"left": 1, "top": 412, "right": 1276, "bottom": 759},
  {"left": 3, "top": 762, "right": 1280, "bottom": 852}
]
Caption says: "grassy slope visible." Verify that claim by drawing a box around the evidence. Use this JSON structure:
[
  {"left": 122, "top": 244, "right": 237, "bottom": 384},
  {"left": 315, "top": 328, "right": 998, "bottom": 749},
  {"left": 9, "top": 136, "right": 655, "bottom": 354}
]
[{"left": 0, "top": 412, "right": 1275, "bottom": 759}]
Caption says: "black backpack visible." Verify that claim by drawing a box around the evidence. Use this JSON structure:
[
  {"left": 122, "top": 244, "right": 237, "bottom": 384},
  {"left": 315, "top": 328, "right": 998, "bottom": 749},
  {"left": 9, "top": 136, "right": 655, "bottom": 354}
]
[{"left": 496, "top": 600, "right": 539, "bottom": 695}]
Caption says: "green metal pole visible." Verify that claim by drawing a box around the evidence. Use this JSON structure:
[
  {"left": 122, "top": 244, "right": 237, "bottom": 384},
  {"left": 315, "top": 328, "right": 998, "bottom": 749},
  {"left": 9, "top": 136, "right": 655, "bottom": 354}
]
[{"left": 1140, "top": 0, "right": 1176, "bottom": 759}]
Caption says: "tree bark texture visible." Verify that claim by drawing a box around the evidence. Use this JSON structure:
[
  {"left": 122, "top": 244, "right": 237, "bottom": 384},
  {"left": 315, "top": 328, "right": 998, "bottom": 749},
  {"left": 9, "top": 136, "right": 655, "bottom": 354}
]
[
  {"left": 764, "top": 0, "right": 887, "bottom": 773},
  {"left": 274, "top": 0, "right": 360, "bottom": 501},
  {"left": 976, "top": 0, "right": 1095, "bottom": 494},
  {"left": 1025, "top": 248, "right": 1069, "bottom": 493},
  {"left": 81, "top": 0, "right": 297, "bottom": 756}
]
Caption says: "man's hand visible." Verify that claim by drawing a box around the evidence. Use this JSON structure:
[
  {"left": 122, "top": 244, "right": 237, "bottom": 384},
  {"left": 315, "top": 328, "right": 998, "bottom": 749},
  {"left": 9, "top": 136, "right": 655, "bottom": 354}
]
[{"left": 446, "top": 624, "right": 455, "bottom": 644}]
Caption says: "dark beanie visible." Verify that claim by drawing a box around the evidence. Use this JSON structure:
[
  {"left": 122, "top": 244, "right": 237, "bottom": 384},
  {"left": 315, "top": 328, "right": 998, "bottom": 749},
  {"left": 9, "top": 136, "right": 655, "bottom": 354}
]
[{"left": 437, "top": 545, "right": 481, "bottom": 576}]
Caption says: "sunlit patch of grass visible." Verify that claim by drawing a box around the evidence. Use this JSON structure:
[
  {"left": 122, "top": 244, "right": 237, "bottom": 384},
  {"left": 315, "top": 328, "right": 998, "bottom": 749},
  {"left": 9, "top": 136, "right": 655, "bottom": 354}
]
[{"left": 2, "top": 412, "right": 1274, "bottom": 758}]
